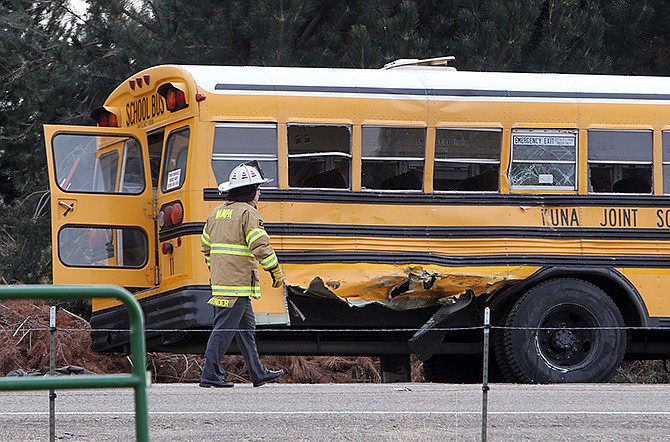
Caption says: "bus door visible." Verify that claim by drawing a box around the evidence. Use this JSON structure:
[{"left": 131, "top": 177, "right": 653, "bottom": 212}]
[{"left": 44, "top": 125, "right": 157, "bottom": 290}]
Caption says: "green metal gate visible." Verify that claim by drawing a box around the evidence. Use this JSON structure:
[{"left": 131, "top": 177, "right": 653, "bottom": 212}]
[{"left": 0, "top": 285, "right": 149, "bottom": 441}]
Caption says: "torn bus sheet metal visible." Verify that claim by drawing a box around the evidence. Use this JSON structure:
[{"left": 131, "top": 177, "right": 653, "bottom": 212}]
[{"left": 294, "top": 265, "right": 530, "bottom": 311}]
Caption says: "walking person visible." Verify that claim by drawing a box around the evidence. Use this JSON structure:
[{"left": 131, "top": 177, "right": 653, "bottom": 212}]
[{"left": 199, "top": 161, "right": 286, "bottom": 388}]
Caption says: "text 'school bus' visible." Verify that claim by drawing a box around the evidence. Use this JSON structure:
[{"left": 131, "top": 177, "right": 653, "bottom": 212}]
[{"left": 45, "top": 57, "right": 670, "bottom": 383}]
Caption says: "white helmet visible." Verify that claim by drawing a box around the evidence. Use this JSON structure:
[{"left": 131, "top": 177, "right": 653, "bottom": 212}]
[{"left": 218, "top": 161, "right": 272, "bottom": 192}]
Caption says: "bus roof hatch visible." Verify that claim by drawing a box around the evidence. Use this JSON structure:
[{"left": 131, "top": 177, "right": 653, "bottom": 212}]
[{"left": 382, "top": 56, "right": 456, "bottom": 70}]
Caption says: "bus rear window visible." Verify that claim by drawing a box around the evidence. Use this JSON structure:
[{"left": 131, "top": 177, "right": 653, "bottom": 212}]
[
  {"left": 58, "top": 226, "right": 148, "bottom": 268},
  {"left": 52, "top": 134, "right": 146, "bottom": 194}
]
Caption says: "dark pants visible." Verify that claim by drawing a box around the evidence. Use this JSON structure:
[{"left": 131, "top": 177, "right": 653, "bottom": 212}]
[{"left": 201, "top": 297, "right": 269, "bottom": 383}]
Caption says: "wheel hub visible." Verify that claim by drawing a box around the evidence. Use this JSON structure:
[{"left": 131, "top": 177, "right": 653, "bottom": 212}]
[
  {"left": 551, "top": 329, "right": 576, "bottom": 350},
  {"left": 537, "top": 307, "right": 598, "bottom": 368}
]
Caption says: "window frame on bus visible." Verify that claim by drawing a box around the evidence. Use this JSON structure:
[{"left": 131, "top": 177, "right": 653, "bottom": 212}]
[
  {"left": 660, "top": 130, "right": 670, "bottom": 195},
  {"left": 160, "top": 125, "right": 191, "bottom": 193},
  {"left": 211, "top": 122, "right": 279, "bottom": 188},
  {"left": 587, "top": 129, "right": 653, "bottom": 194},
  {"left": 52, "top": 132, "right": 147, "bottom": 195},
  {"left": 360, "top": 125, "right": 426, "bottom": 192},
  {"left": 433, "top": 127, "right": 502, "bottom": 193},
  {"left": 287, "top": 123, "right": 352, "bottom": 190},
  {"left": 509, "top": 128, "right": 579, "bottom": 192}
]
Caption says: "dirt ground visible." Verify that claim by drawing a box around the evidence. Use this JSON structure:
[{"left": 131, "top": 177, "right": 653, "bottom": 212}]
[{"left": 0, "top": 299, "right": 424, "bottom": 384}]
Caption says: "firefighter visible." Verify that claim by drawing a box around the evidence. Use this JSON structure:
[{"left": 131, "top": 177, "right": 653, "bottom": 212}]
[{"left": 199, "top": 161, "right": 286, "bottom": 388}]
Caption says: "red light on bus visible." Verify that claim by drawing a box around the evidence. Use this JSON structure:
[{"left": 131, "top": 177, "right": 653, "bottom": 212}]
[
  {"left": 158, "top": 201, "right": 184, "bottom": 229},
  {"left": 90, "top": 107, "right": 120, "bottom": 127},
  {"left": 158, "top": 83, "right": 188, "bottom": 112},
  {"left": 166, "top": 88, "right": 186, "bottom": 111},
  {"left": 171, "top": 202, "right": 184, "bottom": 226},
  {"left": 161, "top": 242, "right": 173, "bottom": 255},
  {"left": 162, "top": 205, "right": 173, "bottom": 228}
]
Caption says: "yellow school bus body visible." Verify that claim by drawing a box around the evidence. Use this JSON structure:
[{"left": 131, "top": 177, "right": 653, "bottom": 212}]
[{"left": 45, "top": 61, "right": 670, "bottom": 382}]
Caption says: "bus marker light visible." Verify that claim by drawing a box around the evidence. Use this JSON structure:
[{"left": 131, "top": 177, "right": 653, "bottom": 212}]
[
  {"left": 144, "top": 74, "right": 150, "bottom": 86},
  {"left": 161, "top": 242, "right": 173, "bottom": 255},
  {"left": 177, "top": 237, "right": 182, "bottom": 247},
  {"left": 129, "top": 79, "right": 136, "bottom": 90},
  {"left": 195, "top": 93, "right": 206, "bottom": 102}
]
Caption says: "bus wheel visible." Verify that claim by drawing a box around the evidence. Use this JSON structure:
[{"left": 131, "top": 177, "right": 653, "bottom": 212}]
[{"left": 497, "top": 278, "right": 626, "bottom": 383}]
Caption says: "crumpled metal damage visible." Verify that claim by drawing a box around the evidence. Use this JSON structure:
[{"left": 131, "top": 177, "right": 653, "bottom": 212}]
[{"left": 294, "top": 265, "right": 535, "bottom": 311}]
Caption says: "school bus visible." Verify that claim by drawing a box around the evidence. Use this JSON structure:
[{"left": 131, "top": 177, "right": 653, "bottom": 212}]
[{"left": 44, "top": 56, "right": 670, "bottom": 383}]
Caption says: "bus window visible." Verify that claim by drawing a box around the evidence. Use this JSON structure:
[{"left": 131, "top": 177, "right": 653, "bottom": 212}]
[
  {"left": 161, "top": 127, "right": 190, "bottom": 192},
  {"left": 58, "top": 226, "right": 148, "bottom": 268},
  {"left": 53, "top": 134, "right": 145, "bottom": 194},
  {"left": 94, "top": 150, "right": 119, "bottom": 192},
  {"left": 288, "top": 124, "right": 351, "bottom": 189},
  {"left": 120, "top": 140, "right": 145, "bottom": 193},
  {"left": 434, "top": 128, "right": 501, "bottom": 191},
  {"left": 588, "top": 130, "right": 652, "bottom": 194},
  {"left": 148, "top": 131, "right": 165, "bottom": 189},
  {"left": 509, "top": 129, "right": 577, "bottom": 190},
  {"left": 361, "top": 126, "right": 425, "bottom": 191},
  {"left": 212, "top": 123, "right": 278, "bottom": 186},
  {"left": 663, "top": 131, "right": 670, "bottom": 195}
]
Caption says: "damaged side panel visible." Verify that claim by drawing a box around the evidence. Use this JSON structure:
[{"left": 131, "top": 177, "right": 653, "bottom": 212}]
[
  {"left": 286, "top": 264, "right": 539, "bottom": 360},
  {"left": 289, "top": 264, "right": 539, "bottom": 311}
]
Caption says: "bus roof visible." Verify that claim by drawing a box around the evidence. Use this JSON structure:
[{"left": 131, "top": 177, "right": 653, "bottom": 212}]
[{"left": 173, "top": 64, "right": 670, "bottom": 103}]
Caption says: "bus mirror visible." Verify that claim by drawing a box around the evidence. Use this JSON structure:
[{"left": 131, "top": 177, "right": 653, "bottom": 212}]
[
  {"left": 90, "top": 106, "right": 120, "bottom": 127},
  {"left": 157, "top": 82, "right": 188, "bottom": 112}
]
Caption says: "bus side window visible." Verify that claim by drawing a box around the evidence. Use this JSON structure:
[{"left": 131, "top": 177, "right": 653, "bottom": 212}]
[
  {"left": 211, "top": 123, "right": 278, "bottom": 186},
  {"left": 361, "top": 126, "right": 425, "bottom": 191},
  {"left": 663, "top": 131, "right": 670, "bottom": 195},
  {"left": 288, "top": 124, "right": 351, "bottom": 189},
  {"left": 161, "top": 127, "right": 190, "bottom": 193},
  {"left": 434, "top": 128, "right": 501, "bottom": 192},
  {"left": 588, "top": 130, "right": 652, "bottom": 194},
  {"left": 509, "top": 129, "right": 577, "bottom": 191}
]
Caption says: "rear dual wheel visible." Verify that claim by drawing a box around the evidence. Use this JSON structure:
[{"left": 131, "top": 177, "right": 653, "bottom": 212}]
[{"left": 496, "top": 278, "right": 626, "bottom": 383}]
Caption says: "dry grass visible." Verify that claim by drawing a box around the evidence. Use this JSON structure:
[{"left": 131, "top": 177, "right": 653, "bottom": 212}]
[{"left": 1, "top": 299, "right": 667, "bottom": 384}]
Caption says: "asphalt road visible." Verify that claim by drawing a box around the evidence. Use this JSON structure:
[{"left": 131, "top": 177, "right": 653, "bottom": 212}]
[{"left": 2, "top": 382, "right": 670, "bottom": 441}]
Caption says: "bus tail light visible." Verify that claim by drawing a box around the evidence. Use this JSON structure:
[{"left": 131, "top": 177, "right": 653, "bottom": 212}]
[
  {"left": 90, "top": 107, "right": 120, "bottom": 127},
  {"left": 161, "top": 242, "right": 173, "bottom": 255},
  {"left": 157, "top": 83, "right": 188, "bottom": 112},
  {"left": 158, "top": 201, "right": 184, "bottom": 229}
]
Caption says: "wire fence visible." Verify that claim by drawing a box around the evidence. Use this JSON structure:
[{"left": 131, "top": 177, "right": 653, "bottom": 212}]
[{"left": 3, "top": 303, "right": 670, "bottom": 442}]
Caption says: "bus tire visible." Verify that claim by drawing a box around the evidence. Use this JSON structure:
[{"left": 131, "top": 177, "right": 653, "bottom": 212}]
[{"left": 497, "top": 278, "right": 626, "bottom": 383}]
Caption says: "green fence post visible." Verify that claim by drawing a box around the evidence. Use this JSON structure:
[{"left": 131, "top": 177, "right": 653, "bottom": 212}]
[{"left": 0, "top": 285, "right": 149, "bottom": 442}]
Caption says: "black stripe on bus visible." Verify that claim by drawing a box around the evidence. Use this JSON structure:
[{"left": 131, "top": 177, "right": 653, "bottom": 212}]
[
  {"left": 214, "top": 83, "right": 670, "bottom": 102},
  {"left": 160, "top": 221, "right": 670, "bottom": 243},
  {"left": 203, "top": 188, "right": 670, "bottom": 207},
  {"left": 276, "top": 251, "right": 670, "bottom": 268}
]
